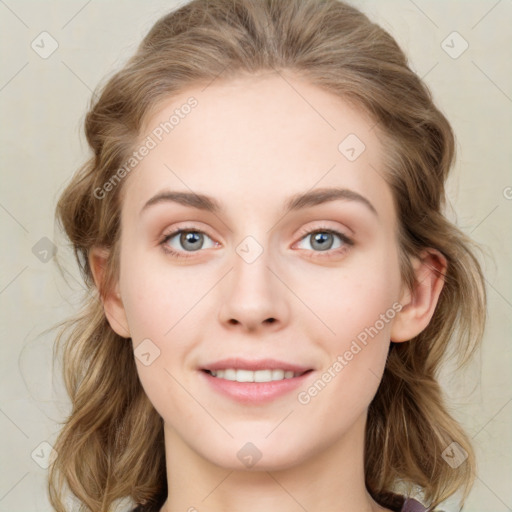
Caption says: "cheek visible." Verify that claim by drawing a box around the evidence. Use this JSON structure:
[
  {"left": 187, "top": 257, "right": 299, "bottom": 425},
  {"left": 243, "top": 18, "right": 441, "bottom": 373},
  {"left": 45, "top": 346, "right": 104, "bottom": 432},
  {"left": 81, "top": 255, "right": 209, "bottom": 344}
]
[
  {"left": 119, "top": 263, "right": 199, "bottom": 417},
  {"left": 306, "top": 246, "right": 401, "bottom": 340},
  {"left": 120, "top": 255, "right": 200, "bottom": 340},
  {"left": 298, "top": 285, "right": 395, "bottom": 427},
  {"left": 302, "top": 244, "right": 401, "bottom": 400}
]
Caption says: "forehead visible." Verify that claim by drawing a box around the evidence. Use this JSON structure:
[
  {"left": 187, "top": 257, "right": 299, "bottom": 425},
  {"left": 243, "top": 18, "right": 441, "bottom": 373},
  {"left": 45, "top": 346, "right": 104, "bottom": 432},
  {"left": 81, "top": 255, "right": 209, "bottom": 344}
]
[{"left": 121, "top": 71, "right": 395, "bottom": 226}]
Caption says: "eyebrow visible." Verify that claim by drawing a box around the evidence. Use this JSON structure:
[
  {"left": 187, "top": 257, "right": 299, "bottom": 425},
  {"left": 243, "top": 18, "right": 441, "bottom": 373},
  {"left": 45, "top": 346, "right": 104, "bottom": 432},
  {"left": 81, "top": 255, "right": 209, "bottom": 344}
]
[{"left": 140, "top": 186, "right": 378, "bottom": 217}]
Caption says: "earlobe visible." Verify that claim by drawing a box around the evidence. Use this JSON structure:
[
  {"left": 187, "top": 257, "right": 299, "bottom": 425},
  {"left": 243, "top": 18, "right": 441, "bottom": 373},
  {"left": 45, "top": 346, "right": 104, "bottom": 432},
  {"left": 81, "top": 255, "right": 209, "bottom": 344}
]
[
  {"left": 390, "top": 249, "right": 447, "bottom": 343},
  {"left": 89, "top": 246, "right": 131, "bottom": 339}
]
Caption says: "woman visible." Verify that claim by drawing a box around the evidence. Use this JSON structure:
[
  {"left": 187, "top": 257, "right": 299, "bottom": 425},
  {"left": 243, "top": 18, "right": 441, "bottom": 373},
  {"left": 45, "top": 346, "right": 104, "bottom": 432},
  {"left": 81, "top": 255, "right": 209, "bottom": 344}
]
[{"left": 49, "top": 1, "right": 486, "bottom": 511}]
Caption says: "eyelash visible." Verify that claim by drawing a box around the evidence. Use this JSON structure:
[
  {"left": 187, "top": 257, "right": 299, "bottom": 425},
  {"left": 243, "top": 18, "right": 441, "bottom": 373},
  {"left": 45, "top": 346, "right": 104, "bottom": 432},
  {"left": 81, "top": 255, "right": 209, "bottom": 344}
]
[{"left": 159, "top": 224, "right": 354, "bottom": 260}]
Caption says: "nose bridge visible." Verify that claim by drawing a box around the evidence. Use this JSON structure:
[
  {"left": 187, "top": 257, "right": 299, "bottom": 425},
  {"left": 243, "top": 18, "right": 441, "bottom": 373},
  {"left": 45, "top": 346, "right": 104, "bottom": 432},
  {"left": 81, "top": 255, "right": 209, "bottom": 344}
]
[{"left": 218, "top": 233, "right": 288, "bottom": 330}]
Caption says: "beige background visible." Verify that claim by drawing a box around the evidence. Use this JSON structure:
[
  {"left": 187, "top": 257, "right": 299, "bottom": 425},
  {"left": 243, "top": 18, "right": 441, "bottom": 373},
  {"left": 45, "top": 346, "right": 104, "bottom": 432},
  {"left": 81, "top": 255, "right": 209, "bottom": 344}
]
[{"left": 0, "top": 1, "right": 510, "bottom": 511}]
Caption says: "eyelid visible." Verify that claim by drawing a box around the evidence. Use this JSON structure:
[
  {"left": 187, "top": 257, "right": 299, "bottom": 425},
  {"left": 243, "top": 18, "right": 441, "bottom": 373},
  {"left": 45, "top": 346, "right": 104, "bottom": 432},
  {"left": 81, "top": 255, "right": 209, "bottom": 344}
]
[{"left": 294, "top": 222, "right": 353, "bottom": 243}]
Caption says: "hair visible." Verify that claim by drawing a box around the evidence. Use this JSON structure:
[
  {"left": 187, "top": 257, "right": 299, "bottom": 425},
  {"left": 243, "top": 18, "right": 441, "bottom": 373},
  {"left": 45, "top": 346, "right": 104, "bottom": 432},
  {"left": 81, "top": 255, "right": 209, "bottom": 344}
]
[{"left": 49, "top": 0, "right": 487, "bottom": 511}]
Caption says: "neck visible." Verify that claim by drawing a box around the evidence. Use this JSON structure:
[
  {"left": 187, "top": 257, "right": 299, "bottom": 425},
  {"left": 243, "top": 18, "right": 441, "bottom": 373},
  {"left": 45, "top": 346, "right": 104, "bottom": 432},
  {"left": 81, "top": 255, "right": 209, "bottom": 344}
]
[{"left": 159, "top": 414, "right": 389, "bottom": 512}]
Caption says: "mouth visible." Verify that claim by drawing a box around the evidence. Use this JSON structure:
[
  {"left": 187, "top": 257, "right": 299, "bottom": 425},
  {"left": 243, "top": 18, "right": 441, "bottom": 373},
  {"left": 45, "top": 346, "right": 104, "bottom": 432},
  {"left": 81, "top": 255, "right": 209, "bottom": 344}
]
[
  {"left": 202, "top": 368, "right": 312, "bottom": 382},
  {"left": 199, "top": 358, "right": 315, "bottom": 403}
]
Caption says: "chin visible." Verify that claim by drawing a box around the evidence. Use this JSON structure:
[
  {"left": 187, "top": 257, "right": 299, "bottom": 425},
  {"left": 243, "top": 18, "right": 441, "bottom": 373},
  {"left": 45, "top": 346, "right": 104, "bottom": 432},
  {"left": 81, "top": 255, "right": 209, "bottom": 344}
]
[{"left": 197, "top": 434, "right": 313, "bottom": 472}]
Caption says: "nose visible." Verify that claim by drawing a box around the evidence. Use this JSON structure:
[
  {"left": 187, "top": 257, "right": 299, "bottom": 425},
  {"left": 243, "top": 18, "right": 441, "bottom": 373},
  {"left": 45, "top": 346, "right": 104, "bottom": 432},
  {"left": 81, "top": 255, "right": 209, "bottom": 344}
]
[{"left": 217, "top": 242, "right": 290, "bottom": 333}]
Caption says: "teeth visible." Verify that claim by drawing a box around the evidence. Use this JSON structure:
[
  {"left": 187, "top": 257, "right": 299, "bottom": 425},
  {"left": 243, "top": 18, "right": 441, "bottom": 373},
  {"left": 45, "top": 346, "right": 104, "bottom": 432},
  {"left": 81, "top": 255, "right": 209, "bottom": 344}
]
[{"left": 209, "top": 368, "right": 302, "bottom": 382}]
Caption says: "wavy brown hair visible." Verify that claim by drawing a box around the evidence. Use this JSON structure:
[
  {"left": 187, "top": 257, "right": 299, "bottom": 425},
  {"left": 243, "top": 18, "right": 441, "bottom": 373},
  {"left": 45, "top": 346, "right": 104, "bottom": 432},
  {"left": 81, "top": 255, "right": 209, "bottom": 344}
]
[{"left": 49, "top": 0, "right": 487, "bottom": 511}]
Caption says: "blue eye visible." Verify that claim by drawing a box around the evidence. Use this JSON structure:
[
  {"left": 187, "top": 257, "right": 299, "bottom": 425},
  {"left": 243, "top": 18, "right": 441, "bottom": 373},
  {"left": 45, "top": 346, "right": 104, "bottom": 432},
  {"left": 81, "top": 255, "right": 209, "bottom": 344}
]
[
  {"left": 295, "top": 228, "right": 354, "bottom": 257},
  {"left": 160, "top": 229, "right": 217, "bottom": 258},
  {"left": 159, "top": 226, "right": 354, "bottom": 260}
]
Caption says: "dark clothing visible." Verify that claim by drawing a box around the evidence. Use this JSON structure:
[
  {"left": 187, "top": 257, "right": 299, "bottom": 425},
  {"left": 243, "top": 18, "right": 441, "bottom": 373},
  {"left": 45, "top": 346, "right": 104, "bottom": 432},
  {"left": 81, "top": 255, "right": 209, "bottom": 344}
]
[{"left": 401, "top": 497, "right": 429, "bottom": 511}]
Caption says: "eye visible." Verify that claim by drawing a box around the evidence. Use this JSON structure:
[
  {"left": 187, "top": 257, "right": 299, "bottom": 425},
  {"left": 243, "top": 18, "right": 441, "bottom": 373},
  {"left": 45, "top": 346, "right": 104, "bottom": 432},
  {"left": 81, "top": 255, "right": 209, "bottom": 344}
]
[
  {"left": 294, "top": 226, "right": 354, "bottom": 257},
  {"left": 160, "top": 227, "right": 217, "bottom": 259},
  {"left": 159, "top": 224, "right": 354, "bottom": 260}
]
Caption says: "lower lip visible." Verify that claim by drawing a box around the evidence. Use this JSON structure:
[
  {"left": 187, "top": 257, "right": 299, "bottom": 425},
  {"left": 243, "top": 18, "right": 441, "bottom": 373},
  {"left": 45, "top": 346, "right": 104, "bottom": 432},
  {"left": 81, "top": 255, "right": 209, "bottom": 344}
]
[{"left": 200, "top": 370, "right": 313, "bottom": 404}]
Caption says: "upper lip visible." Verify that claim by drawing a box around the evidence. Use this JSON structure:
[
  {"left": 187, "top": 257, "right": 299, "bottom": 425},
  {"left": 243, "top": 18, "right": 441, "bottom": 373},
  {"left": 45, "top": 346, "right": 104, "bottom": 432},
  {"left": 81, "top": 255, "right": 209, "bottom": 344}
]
[{"left": 201, "top": 358, "right": 313, "bottom": 373}]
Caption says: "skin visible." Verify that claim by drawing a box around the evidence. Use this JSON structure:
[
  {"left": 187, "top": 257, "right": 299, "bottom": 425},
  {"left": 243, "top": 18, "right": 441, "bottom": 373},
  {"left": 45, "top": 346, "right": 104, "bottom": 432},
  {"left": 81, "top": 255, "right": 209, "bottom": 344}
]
[{"left": 90, "top": 70, "right": 446, "bottom": 512}]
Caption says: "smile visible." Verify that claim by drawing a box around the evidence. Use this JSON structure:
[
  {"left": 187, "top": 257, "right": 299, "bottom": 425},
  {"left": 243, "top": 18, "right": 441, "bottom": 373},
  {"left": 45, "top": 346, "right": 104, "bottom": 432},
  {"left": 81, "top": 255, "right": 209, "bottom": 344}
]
[
  {"left": 205, "top": 368, "right": 308, "bottom": 382},
  {"left": 200, "top": 363, "right": 314, "bottom": 403}
]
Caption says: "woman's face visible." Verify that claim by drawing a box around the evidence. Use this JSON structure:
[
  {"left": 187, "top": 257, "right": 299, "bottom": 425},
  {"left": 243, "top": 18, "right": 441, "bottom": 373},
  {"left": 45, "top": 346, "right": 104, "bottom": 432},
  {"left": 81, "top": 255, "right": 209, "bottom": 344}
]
[{"left": 109, "top": 71, "right": 408, "bottom": 469}]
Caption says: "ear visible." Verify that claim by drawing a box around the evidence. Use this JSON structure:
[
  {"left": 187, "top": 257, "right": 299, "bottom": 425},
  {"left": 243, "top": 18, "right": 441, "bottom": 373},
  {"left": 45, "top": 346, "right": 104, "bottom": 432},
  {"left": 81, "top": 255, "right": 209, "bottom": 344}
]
[
  {"left": 390, "top": 248, "right": 447, "bottom": 343},
  {"left": 89, "top": 246, "right": 131, "bottom": 339}
]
